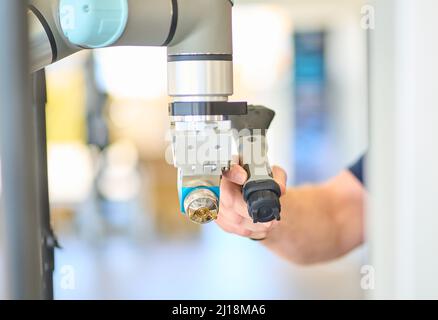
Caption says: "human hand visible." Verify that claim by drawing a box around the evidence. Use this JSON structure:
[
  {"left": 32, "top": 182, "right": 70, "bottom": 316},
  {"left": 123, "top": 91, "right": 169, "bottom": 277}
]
[{"left": 216, "top": 165, "right": 287, "bottom": 240}]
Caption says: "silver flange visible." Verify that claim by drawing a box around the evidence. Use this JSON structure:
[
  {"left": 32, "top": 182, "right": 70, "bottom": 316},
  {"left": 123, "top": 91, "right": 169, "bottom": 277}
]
[
  {"left": 168, "top": 60, "right": 233, "bottom": 99},
  {"left": 184, "top": 188, "right": 219, "bottom": 224}
]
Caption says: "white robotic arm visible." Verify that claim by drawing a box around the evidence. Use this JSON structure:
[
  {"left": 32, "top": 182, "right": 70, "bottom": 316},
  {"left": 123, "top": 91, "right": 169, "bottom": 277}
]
[
  {"left": 29, "top": 0, "right": 234, "bottom": 71},
  {"left": 28, "top": 0, "right": 280, "bottom": 225}
]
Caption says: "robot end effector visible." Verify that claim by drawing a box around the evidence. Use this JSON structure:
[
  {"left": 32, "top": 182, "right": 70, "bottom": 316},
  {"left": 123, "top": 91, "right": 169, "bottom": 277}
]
[{"left": 28, "top": 0, "right": 281, "bottom": 225}]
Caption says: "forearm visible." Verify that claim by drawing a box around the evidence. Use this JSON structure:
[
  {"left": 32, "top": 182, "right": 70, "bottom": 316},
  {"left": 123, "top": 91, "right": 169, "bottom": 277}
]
[{"left": 262, "top": 171, "right": 365, "bottom": 265}]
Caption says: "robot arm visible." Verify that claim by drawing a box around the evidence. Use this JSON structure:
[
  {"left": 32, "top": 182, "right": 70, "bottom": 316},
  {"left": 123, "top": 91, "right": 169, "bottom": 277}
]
[
  {"left": 28, "top": 0, "right": 280, "bottom": 224},
  {"left": 29, "top": 0, "right": 233, "bottom": 75}
]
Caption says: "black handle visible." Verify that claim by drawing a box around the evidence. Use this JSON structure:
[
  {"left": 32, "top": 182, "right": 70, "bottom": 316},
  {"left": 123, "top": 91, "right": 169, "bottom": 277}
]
[{"left": 243, "top": 179, "right": 281, "bottom": 223}]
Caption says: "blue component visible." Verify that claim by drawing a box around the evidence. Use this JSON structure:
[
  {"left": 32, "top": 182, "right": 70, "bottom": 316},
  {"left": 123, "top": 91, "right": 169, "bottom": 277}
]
[
  {"left": 179, "top": 186, "right": 220, "bottom": 214},
  {"left": 59, "top": 0, "right": 128, "bottom": 48}
]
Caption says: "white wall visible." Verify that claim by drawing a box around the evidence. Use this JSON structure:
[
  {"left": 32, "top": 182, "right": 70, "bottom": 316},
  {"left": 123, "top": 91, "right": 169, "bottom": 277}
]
[{"left": 369, "top": 0, "right": 438, "bottom": 299}]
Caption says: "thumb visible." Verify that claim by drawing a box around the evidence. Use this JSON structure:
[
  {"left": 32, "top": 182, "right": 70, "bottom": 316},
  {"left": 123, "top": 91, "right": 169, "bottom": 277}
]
[
  {"left": 223, "top": 165, "right": 248, "bottom": 185},
  {"left": 272, "top": 166, "right": 287, "bottom": 195}
]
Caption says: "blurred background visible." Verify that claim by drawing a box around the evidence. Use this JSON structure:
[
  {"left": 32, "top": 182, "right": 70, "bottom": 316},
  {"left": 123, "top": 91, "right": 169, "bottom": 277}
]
[{"left": 0, "top": 0, "right": 368, "bottom": 299}]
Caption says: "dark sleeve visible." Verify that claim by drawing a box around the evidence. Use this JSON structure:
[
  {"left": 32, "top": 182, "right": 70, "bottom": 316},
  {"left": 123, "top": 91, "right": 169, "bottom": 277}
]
[{"left": 348, "top": 155, "right": 365, "bottom": 184}]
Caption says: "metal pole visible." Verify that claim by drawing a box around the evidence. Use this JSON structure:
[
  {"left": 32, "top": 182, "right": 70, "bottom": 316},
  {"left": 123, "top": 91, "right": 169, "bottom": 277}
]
[
  {"left": 33, "top": 70, "right": 56, "bottom": 300},
  {"left": 0, "top": 0, "right": 43, "bottom": 299}
]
